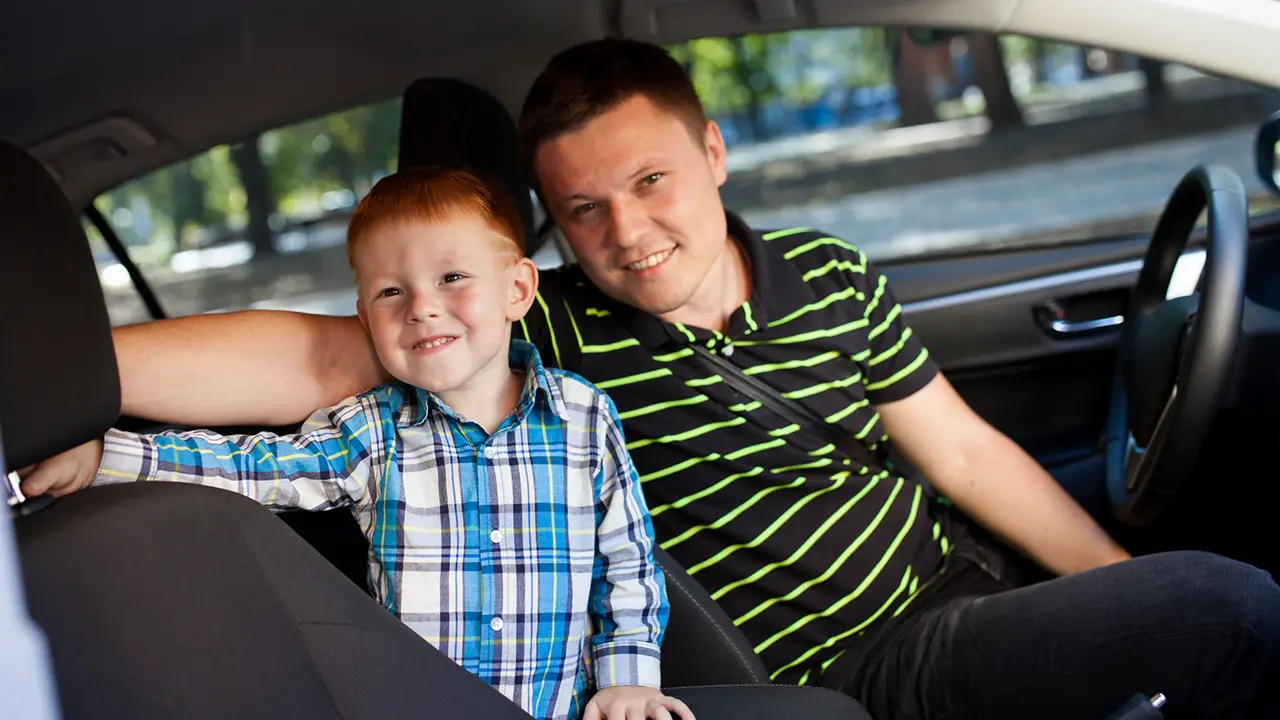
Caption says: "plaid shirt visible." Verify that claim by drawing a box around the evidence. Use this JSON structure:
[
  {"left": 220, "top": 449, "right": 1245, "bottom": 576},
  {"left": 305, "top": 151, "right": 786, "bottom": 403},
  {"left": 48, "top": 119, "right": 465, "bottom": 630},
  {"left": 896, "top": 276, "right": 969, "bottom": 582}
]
[{"left": 94, "top": 340, "right": 667, "bottom": 720}]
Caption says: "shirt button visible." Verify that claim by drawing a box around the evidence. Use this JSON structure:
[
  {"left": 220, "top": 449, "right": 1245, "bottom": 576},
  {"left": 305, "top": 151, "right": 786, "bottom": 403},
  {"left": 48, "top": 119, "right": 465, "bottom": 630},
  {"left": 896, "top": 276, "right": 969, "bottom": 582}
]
[
  {"left": 483, "top": 446, "right": 496, "bottom": 460},
  {"left": 722, "top": 344, "right": 735, "bottom": 357},
  {"left": 489, "top": 529, "right": 502, "bottom": 544},
  {"left": 490, "top": 616, "right": 504, "bottom": 632}
]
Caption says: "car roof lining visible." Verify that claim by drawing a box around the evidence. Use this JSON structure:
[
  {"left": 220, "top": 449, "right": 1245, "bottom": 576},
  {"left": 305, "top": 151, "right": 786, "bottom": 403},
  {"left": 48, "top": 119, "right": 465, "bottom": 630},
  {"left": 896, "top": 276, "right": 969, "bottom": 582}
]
[{"left": 3, "top": 0, "right": 1279, "bottom": 208}]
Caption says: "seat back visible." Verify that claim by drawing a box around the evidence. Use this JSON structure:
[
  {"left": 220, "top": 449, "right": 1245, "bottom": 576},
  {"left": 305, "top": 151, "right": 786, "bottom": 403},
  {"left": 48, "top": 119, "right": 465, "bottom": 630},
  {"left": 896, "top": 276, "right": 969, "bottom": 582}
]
[
  {"left": 398, "top": 77, "right": 538, "bottom": 252},
  {"left": 655, "top": 546, "right": 771, "bottom": 685},
  {"left": 0, "top": 140, "right": 119, "bottom": 472}
]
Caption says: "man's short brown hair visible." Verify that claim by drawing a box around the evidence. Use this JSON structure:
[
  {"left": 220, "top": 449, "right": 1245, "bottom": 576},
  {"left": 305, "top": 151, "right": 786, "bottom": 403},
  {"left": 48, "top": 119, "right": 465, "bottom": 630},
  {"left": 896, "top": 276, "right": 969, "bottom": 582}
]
[{"left": 518, "top": 38, "right": 708, "bottom": 181}]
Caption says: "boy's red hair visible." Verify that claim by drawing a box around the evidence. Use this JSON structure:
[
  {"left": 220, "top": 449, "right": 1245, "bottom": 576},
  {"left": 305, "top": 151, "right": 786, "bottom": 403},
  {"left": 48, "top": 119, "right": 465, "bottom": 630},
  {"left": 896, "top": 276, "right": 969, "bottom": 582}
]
[{"left": 346, "top": 166, "right": 525, "bottom": 271}]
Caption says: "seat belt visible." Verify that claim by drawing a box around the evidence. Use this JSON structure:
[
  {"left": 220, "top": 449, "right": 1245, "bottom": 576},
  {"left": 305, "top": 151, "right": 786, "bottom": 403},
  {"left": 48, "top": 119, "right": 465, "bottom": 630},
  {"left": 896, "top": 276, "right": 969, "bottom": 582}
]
[{"left": 684, "top": 344, "right": 889, "bottom": 474}]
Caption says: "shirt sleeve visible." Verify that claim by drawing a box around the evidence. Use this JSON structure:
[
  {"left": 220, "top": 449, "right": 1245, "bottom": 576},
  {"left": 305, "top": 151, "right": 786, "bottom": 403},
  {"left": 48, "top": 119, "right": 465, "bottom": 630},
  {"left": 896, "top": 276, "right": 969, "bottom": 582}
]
[
  {"left": 92, "top": 394, "right": 386, "bottom": 511},
  {"left": 587, "top": 392, "right": 668, "bottom": 689},
  {"left": 855, "top": 255, "right": 939, "bottom": 404}
]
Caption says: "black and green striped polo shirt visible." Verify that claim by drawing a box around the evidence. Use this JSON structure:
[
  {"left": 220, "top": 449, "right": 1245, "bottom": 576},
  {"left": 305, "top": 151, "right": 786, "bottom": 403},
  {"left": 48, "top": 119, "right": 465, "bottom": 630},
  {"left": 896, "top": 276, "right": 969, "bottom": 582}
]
[{"left": 516, "top": 211, "right": 953, "bottom": 685}]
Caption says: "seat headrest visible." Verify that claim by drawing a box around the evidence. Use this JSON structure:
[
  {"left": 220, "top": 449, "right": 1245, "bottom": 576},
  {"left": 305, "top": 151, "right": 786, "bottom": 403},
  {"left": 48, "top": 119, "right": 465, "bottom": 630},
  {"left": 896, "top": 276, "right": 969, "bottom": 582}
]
[
  {"left": 397, "top": 78, "right": 537, "bottom": 250},
  {"left": 0, "top": 141, "right": 119, "bottom": 470}
]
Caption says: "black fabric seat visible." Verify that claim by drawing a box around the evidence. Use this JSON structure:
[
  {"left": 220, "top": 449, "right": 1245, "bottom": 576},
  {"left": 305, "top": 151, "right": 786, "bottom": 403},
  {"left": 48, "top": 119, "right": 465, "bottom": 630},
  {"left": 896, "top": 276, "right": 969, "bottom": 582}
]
[
  {"left": 0, "top": 85, "right": 872, "bottom": 718},
  {"left": 0, "top": 139, "right": 534, "bottom": 720}
]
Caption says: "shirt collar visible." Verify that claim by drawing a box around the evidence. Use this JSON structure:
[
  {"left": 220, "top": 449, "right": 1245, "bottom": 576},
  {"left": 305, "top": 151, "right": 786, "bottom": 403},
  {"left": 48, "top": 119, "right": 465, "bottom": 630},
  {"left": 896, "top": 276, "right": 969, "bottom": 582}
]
[
  {"left": 615, "top": 209, "right": 810, "bottom": 350},
  {"left": 399, "top": 339, "right": 569, "bottom": 427}
]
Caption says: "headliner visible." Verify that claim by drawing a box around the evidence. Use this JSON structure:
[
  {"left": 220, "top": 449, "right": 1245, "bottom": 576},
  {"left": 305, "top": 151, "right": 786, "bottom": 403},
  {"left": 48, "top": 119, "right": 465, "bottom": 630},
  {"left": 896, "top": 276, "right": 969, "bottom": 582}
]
[{"left": 3, "top": 0, "right": 1279, "bottom": 207}]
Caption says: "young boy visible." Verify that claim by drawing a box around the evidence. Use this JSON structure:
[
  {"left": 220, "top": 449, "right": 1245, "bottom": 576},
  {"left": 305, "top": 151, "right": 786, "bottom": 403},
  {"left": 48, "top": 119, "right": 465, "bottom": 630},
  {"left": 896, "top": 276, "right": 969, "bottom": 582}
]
[{"left": 20, "top": 167, "right": 692, "bottom": 720}]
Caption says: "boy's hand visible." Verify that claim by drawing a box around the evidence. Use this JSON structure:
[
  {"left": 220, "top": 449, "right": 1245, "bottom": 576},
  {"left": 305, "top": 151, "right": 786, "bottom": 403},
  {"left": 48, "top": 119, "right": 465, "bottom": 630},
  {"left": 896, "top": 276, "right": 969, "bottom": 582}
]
[
  {"left": 583, "top": 685, "right": 695, "bottom": 720},
  {"left": 17, "top": 439, "right": 104, "bottom": 498}
]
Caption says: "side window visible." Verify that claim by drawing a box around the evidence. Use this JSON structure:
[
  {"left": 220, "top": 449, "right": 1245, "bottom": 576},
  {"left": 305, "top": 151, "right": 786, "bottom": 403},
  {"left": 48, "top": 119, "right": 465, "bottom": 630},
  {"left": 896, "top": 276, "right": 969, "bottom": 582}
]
[
  {"left": 667, "top": 28, "right": 1280, "bottom": 262},
  {"left": 93, "top": 97, "right": 403, "bottom": 325}
]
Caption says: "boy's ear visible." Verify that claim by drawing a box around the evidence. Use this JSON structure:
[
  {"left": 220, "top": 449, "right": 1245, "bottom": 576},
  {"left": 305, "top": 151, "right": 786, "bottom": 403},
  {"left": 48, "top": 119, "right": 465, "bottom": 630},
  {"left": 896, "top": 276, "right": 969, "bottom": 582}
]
[
  {"left": 356, "top": 297, "right": 370, "bottom": 333},
  {"left": 506, "top": 257, "right": 539, "bottom": 322}
]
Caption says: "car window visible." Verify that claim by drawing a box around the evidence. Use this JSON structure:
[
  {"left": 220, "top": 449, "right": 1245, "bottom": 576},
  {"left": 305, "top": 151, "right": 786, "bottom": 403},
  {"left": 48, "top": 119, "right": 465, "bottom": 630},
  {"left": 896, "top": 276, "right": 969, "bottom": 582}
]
[
  {"left": 666, "top": 28, "right": 1280, "bottom": 263},
  {"left": 93, "top": 29, "right": 1280, "bottom": 325},
  {"left": 92, "top": 97, "right": 404, "bottom": 326},
  {"left": 92, "top": 95, "right": 559, "bottom": 325}
]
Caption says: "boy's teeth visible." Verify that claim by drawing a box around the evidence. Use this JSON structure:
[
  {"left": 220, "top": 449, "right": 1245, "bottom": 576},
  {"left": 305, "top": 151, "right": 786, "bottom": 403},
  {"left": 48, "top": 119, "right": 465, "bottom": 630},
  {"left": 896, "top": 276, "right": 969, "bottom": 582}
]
[{"left": 417, "top": 337, "right": 452, "bottom": 349}]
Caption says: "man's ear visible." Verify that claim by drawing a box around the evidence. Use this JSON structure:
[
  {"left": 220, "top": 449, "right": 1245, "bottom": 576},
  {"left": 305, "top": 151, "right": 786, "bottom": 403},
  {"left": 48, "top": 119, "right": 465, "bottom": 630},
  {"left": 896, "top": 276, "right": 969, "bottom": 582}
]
[
  {"left": 704, "top": 120, "right": 728, "bottom": 188},
  {"left": 506, "top": 257, "right": 539, "bottom": 322}
]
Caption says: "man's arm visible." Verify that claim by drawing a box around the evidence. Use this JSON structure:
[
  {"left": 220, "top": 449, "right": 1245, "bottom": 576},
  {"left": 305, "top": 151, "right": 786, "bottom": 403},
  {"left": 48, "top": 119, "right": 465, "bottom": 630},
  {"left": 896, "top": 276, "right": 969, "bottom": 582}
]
[
  {"left": 850, "top": 256, "right": 1129, "bottom": 576},
  {"left": 115, "top": 311, "right": 385, "bottom": 426},
  {"left": 588, "top": 393, "right": 668, "bottom": 690},
  {"left": 878, "top": 374, "right": 1129, "bottom": 576},
  {"left": 92, "top": 395, "right": 382, "bottom": 511}
]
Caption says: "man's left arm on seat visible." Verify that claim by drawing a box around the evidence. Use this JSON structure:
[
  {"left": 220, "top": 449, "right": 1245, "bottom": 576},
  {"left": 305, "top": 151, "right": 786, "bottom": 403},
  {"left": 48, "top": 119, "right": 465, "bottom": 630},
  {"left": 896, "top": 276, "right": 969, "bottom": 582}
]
[
  {"left": 17, "top": 394, "right": 380, "bottom": 510},
  {"left": 114, "top": 310, "right": 384, "bottom": 426}
]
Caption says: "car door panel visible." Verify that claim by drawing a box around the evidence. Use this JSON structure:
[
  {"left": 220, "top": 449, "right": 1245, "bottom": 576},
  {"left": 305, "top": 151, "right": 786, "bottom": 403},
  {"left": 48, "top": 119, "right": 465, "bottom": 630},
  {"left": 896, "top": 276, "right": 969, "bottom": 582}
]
[{"left": 881, "top": 215, "right": 1280, "bottom": 479}]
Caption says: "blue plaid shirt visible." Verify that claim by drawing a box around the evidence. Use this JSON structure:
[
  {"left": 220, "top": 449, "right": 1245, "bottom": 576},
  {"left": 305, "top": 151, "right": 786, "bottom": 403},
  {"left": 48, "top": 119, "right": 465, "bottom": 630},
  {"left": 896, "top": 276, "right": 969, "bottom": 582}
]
[{"left": 94, "top": 340, "right": 668, "bottom": 720}]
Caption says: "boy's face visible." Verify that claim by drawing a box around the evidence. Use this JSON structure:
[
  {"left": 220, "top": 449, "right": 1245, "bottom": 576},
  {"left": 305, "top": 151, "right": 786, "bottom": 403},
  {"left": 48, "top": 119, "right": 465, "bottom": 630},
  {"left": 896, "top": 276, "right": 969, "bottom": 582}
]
[
  {"left": 353, "top": 216, "right": 537, "bottom": 398},
  {"left": 534, "top": 94, "right": 729, "bottom": 321}
]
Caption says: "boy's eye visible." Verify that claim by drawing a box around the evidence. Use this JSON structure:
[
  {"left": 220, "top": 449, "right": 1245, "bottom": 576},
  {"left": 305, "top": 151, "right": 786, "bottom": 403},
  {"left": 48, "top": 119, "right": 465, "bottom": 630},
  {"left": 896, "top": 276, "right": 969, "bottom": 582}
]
[
  {"left": 376, "top": 287, "right": 401, "bottom": 299},
  {"left": 441, "top": 272, "right": 466, "bottom": 284}
]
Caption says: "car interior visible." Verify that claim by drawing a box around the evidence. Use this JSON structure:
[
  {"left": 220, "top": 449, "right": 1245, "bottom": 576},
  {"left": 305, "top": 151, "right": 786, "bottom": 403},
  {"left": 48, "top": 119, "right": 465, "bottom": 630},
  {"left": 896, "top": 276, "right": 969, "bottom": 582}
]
[{"left": 5, "top": 0, "right": 1280, "bottom": 717}]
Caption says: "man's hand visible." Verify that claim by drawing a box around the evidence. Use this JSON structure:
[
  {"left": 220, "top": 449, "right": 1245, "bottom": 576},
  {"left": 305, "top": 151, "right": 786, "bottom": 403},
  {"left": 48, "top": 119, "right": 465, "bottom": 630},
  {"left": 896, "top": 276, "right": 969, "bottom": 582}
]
[
  {"left": 17, "top": 439, "right": 104, "bottom": 499},
  {"left": 583, "top": 685, "right": 695, "bottom": 720}
]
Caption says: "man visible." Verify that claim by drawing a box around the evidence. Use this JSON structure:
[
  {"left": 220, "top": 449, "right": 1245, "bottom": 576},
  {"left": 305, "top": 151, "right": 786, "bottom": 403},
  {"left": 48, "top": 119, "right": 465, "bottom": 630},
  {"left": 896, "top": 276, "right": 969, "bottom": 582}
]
[{"left": 63, "top": 39, "right": 1280, "bottom": 718}]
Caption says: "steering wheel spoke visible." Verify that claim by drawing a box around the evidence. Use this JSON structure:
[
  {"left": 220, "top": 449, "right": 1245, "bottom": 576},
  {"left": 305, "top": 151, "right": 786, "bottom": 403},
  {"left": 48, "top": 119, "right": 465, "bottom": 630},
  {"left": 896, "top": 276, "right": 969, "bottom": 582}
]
[{"left": 1123, "top": 383, "right": 1178, "bottom": 494}]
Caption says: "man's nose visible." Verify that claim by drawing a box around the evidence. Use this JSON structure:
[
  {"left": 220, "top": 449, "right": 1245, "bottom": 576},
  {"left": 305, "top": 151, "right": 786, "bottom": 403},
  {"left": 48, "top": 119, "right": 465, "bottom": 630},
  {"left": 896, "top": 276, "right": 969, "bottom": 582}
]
[{"left": 607, "top": 197, "right": 650, "bottom": 249}]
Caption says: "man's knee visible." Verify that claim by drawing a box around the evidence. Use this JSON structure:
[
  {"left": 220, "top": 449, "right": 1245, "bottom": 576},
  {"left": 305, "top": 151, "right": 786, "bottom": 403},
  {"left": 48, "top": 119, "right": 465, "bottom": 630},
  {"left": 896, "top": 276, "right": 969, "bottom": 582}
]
[{"left": 1139, "top": 551, "right": 1280, "bottom": 642}]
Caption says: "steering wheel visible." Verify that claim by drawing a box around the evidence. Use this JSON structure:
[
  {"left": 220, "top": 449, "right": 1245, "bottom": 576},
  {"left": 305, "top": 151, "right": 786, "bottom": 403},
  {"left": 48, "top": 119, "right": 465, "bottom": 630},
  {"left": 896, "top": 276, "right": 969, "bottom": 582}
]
[{"left": 1106, "top": 165, "right": 1249, "bottom": 527}]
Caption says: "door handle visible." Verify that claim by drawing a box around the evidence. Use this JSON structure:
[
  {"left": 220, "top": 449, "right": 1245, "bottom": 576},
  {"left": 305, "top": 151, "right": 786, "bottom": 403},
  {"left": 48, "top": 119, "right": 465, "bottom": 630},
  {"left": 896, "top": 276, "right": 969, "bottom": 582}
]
[
  {"left": 1035, "top": 299, "right": 1125, "bottom": 337},
  {"left": 1049, "top": 314, "right": 1124, "bottom": 334}
]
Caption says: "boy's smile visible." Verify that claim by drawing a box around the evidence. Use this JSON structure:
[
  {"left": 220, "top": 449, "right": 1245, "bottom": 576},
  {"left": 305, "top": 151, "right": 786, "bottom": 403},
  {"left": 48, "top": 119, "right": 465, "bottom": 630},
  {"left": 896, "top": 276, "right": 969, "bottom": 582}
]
[{"left": 353, "top": 214, "right": 537, "bottom": 427}]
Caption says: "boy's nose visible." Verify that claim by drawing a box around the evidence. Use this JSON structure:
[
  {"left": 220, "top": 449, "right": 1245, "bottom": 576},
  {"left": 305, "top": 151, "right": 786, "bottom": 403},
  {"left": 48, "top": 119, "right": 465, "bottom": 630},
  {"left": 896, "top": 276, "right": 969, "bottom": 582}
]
[{"left": 406, "top": 292, "right": 440, "bottom": 323}]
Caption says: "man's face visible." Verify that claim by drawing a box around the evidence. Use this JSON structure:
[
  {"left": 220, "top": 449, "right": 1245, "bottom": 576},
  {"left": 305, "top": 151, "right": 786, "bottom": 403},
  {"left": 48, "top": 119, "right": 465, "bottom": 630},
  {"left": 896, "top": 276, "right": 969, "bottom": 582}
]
[
  {"left": 534, "top": 95, "right": 730, "bottom": 319},
  {"left": 353, "top": 216, "right": 536, "bottom": 398}
]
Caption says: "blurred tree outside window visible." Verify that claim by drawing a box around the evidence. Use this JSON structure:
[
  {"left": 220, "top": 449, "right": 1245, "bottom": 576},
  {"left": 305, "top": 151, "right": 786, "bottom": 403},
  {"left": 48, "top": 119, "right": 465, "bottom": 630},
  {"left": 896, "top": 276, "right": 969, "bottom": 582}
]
[{"left": 93, "top": 29, "right": 1280, "bottom": 327}]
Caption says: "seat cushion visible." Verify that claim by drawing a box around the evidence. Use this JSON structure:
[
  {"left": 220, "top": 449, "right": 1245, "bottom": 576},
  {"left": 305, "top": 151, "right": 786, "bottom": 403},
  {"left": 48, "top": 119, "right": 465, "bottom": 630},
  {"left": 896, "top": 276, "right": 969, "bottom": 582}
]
[
  {"left": 654, "top": 546, "right": 771, "bottom": 685},
  {"left": 666, "top": 684, "right": 873, "bottom": 720}
]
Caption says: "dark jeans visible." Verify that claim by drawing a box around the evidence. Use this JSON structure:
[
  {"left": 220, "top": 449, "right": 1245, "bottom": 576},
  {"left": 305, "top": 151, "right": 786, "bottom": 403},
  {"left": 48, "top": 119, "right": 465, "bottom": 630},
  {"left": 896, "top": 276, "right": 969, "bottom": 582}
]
[{"left": 820, "top": 514, "right": 1280, "bottom": 719}]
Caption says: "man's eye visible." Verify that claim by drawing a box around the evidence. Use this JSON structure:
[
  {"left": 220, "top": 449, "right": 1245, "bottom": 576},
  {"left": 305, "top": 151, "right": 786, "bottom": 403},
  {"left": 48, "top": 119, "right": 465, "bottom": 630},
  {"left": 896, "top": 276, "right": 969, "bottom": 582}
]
[
  {"left": 571, "top": 202, "right": 597, "bottom": 218},
  {"left": 639, "top": 172, "right": 663, "bottom": 187}
]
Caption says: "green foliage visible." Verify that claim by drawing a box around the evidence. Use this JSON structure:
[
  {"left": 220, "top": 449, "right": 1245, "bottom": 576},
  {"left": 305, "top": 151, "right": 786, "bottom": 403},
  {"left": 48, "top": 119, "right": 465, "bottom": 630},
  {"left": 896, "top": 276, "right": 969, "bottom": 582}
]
[{"left": 101, "top": 97, "right": 402, "bottom": 258}]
